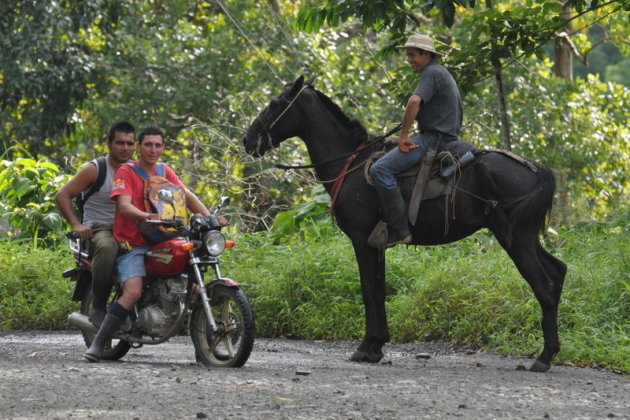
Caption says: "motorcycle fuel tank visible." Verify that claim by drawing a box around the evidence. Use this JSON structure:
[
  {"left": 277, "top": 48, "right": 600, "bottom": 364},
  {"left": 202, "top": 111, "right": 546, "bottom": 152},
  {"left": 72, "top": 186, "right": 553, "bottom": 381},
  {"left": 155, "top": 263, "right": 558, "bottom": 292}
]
[{"left": 145, "top": 238, "right": 191, "bottom": 276}]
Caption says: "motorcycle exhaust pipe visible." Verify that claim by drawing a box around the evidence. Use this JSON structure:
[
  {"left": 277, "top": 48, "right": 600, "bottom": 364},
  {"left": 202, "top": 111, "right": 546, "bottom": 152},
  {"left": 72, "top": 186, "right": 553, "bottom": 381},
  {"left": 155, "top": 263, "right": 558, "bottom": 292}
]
[{"left": 67, "top": 312, "right": 98, "bottom": 334}]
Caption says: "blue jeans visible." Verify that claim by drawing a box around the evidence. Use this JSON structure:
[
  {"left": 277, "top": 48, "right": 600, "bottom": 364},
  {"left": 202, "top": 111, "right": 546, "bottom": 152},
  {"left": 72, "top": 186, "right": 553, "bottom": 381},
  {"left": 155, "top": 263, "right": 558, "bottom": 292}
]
[
  {"left": 370, "top": 133, "right": 439, "bottom": 190},
  {"left": 116, "top": 246, "right": 150, "bottom": 285}
]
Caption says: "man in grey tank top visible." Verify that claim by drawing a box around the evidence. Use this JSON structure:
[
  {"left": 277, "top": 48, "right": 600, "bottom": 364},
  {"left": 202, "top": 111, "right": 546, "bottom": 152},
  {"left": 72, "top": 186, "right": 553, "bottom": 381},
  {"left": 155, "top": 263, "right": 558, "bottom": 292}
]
[
  {"left": 369, "top": 34, "right": 463, "bottom": 248},
  {"left": 55, "top": 122, "right": 135, "bottom": 327}
]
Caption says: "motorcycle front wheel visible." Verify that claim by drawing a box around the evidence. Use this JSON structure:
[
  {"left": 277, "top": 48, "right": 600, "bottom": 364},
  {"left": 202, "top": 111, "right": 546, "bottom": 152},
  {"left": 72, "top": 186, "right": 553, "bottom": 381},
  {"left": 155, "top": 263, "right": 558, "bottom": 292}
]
[
  {"left": 191, "top": 285, "right": 255, "bottom": 367},
  {"left": 80, "top": 286, "right": 131, "bottom": 361}
]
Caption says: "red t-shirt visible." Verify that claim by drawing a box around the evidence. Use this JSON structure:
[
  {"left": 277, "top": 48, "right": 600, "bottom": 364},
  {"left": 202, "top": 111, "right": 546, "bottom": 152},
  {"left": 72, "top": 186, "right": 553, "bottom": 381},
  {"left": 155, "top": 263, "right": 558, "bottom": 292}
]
[{"left": 111, "top": 164, "right": 186, "bottom": 246}]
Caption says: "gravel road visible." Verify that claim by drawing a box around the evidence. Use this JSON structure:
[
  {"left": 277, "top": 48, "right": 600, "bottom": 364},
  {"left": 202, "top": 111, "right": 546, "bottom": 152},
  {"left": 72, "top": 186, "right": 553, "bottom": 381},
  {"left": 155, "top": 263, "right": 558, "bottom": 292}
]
[{"left": 0, "top": 330, "right": 627, "bottom": 419}]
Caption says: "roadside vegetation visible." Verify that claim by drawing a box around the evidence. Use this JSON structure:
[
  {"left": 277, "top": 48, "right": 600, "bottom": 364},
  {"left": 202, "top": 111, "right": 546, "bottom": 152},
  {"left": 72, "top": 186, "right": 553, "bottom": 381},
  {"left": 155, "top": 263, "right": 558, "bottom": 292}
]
[{"left": 1, "top": 210, "right": 627, "bottom": 372}]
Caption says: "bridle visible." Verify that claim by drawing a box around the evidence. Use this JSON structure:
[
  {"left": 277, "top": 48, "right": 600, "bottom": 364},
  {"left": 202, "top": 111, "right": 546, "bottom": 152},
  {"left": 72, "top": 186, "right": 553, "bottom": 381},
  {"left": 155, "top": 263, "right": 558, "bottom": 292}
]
[
  {"left": 255, "top": 84, "right": 310, "bottom": 153},
  {"left": 252, "top": 83, "right": 401, "bottom": 172}
]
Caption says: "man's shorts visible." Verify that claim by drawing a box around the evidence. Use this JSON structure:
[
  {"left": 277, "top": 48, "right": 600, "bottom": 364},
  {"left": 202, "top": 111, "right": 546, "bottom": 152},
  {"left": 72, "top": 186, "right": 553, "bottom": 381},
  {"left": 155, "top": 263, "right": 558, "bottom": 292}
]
[{"left": 116, "top": 245, "right": 150, "bottom": 285}]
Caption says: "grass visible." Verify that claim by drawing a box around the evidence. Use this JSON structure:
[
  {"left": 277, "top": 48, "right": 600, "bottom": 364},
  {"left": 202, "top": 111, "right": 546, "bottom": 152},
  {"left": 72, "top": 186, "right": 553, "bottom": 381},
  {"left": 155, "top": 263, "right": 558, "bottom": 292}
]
[
  {"left": 1, "top": 213, "right": 627, "bottom": 371},
  {"left": 0, "top": 240, "right": 78, "bottom": 329}
]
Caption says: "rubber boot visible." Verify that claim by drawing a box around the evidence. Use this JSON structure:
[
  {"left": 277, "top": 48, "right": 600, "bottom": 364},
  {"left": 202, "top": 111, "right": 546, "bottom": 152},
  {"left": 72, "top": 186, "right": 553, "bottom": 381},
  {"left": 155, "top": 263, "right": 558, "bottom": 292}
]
[
  {"left": 83, "top": 313, "right": 124, "bottom": 363},
  {"left": 89, "top": 279, "right": 112, "bottom": 328},
  {"left": 375, "top": 186, "right": 413, "bottom": 247}
]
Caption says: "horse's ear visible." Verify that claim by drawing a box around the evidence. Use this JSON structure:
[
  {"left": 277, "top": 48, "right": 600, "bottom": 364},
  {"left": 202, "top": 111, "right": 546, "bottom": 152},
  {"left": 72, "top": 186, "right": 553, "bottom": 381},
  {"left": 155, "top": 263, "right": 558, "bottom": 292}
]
[
  {"left": 305, "top": 75, "right": 316, "bottom": 87},
  {"left": 287, "top": 76, "right": 304, "bottom": 95}
]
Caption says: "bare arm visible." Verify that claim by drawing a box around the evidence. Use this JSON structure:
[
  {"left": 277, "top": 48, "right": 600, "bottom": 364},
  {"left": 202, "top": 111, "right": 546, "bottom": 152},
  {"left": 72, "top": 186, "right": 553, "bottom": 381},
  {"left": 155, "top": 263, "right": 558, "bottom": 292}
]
[
  {"left": 184, "top": 189, "right": 210, "bottom": 217},
  {"left": 55, "top": 163, "right": 98, "bottom": 239},
  {"left": 398, "top": 94, "right": 422, "bottom": 153},
  {"left": 116, "top": 195, "right": 158, "bottom": 221},
  {"left": 183, "top": 189, "right": 229, "bottom": 225}
]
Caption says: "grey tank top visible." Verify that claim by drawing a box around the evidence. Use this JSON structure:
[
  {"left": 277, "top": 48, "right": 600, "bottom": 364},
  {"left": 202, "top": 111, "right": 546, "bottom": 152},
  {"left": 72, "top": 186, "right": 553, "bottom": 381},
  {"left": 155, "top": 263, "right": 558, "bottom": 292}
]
[{"left": 82, "top": 158, "right": 116, "bottom": 227}]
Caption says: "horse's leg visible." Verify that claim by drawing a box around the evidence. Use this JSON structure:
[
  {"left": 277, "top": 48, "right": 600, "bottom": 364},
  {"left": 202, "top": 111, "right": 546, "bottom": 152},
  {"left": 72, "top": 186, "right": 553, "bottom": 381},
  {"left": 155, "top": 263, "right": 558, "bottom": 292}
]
[
  {"left": 349, "top": 238, "right": 389, "bottom": 363},
  {"left": 536, "top": 243, "right": 567, "bottom": 306},
  {"left": 493, "top": 229, "right": 561, "bottom": 372}
]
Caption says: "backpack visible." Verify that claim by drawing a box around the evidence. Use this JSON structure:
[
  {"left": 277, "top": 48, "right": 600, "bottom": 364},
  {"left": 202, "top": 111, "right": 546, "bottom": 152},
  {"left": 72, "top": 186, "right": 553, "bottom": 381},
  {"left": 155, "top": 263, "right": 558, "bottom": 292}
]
[
  {"left": 76, "top": 157, "right": 107, "bottom": 222},
  {"left": 127, "top": 162, "right": 188, "bottom": 243}
]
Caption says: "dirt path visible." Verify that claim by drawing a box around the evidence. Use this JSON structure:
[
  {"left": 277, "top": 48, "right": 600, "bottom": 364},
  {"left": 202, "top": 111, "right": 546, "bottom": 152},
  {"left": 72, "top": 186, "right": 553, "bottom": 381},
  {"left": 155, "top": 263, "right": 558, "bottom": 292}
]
[{"left": 0, "top": 331, "right": 627, "bottom": 419}]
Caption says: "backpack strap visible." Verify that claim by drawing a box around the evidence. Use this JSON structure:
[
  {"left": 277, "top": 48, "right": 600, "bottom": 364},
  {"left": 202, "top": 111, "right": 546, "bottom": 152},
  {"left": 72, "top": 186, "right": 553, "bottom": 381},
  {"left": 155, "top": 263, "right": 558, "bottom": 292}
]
[
  {"left": 127, "top": 162, "right": 150, "bottom": 180},
  {"left": 156, "top": 163, "right": 165, "bottom": 177},
  {"left": 77, "top": 156, "right": 108, "bottom": 219},
  {"left": 127, "top": 162, "right": 165, "bottom": 179}
]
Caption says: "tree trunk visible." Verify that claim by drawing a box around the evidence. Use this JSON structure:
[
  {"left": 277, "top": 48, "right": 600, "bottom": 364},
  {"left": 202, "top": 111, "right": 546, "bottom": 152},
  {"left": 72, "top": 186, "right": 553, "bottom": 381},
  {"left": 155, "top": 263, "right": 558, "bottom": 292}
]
[
  {"left": 494, "top": 71, "right": 512, "bottom": 150},
  {"left": 486, "top": 0, "right": 512, "bottom": 150},
  {"left": 554, "top": 5, "right": 573, "bottom": 80},
  {"left": 267, "top": 0, "right": 280, "bottom": 13}
]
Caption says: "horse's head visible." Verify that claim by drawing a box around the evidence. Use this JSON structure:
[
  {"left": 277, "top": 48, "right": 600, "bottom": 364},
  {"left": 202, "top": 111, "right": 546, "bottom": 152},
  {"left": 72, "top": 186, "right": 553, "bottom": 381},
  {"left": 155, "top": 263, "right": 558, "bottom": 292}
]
[{"left": 243, "top": 76, "right": 313, "bottom": 157}]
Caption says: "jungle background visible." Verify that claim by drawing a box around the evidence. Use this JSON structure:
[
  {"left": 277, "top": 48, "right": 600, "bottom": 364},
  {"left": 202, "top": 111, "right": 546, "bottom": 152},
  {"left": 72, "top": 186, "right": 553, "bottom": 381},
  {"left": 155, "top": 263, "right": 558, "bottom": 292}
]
[{"left": 1, "top": 0, "right": 628, "bottom": 371}]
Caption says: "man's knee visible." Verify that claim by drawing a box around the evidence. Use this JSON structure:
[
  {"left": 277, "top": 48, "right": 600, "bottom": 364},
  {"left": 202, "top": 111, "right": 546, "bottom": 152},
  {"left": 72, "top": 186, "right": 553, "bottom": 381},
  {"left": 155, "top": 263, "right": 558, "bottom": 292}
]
[
  {"left": 369, "top": 161, "right": 389, "bottom": 182},
  {"left": 370, "top": 162, "right": 395, "bottom": 190},
  {"left": 369, "top": 161, "right": 382, "bottom": 178},
  {"left": 122, "top": 277, "right": 143, "bottom": 303},
  {"left": 91, "top": 233, "right": 119, "bottom": 260},
  {"left": 125, "top": 287, "right": 142, "bottom": 303}
]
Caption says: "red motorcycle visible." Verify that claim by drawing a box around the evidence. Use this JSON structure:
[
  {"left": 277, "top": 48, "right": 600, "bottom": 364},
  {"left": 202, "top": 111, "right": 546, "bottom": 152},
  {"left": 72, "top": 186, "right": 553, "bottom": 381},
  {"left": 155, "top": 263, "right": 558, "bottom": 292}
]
[{"left": 66, "top": 197, "right": 255, "bottom": 367}]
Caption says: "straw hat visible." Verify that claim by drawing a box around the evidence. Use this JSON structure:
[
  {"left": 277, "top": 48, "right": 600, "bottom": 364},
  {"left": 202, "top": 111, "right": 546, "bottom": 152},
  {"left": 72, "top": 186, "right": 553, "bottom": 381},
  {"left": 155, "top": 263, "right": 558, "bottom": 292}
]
[{"left": 396, "top": 34, "right": 442, "bottom": 56}]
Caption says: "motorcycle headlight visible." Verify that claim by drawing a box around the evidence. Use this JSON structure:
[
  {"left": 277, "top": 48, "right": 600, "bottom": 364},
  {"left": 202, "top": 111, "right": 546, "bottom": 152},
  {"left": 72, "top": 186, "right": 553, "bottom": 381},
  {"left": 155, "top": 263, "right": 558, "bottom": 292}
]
[{"left": 203, "top": 230, "right": 226, "bottom": 257}]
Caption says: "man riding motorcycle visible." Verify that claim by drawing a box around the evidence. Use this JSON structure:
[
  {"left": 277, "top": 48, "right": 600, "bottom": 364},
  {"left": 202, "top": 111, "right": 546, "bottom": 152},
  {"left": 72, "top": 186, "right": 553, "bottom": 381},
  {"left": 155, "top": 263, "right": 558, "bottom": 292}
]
[{"left": 55, "top": 122, "right": 136, "bottom": 328}]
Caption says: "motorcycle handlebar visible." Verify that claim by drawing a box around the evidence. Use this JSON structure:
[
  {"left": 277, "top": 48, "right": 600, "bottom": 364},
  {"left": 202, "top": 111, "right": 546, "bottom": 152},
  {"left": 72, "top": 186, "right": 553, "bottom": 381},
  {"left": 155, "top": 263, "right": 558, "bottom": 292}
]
[
  {"left": 144, "top": 219, "right": 184, "bottom": 228},
  {"left": 66, "top": 231, "right": 80, "bottom": 240},
  {"left": 65, "top": 226, "right": 111, "bottom": 240}
]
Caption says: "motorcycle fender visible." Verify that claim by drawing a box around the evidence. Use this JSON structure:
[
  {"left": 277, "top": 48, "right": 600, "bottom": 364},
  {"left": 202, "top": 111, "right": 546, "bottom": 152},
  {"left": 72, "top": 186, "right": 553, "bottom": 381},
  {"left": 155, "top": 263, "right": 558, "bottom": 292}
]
[
  {"left": 205, "top": 278, "right": 240, "bottom": 295},
  {"left": 71, "top": 269, "right": 92, "bottom": 302}
]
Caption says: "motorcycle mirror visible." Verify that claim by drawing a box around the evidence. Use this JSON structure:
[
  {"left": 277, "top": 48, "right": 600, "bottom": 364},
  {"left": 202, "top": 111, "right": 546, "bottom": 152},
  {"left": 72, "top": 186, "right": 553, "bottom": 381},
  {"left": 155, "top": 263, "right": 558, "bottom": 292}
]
[{"left": 219, "top": 196, "right": 230, "bottom": 207}]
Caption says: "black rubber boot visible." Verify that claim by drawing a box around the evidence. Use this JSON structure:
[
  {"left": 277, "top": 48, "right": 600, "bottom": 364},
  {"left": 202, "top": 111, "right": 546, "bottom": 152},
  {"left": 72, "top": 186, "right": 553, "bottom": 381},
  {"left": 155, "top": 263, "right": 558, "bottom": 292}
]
[
  {"left": 83, "top": 313, "right": 124, "bottom": 363},
  {"left": 89, "top": 279, "right": 112, "bottom": 328},
  {"left": 375, "top": 186, "right": 413, "bottom": 247}
]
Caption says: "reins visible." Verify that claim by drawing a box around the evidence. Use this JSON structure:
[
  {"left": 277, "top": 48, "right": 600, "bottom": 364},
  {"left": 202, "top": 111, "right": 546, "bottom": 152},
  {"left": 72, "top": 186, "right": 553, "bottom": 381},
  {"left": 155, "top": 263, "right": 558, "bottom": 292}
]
[{"left": 273, "top": 123, "right": 402, "bottom": 171}]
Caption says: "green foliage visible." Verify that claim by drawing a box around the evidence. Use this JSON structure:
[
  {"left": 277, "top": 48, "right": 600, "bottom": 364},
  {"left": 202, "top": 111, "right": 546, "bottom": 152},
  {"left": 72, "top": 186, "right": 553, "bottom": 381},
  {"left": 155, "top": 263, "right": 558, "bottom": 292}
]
[
  {"left": 574, "top": 24, "right": 629, "bottom": 88},
  {"left": 548, "top": 212, "right": 630, "bottom": 369},
  {"left": 0, "top": 1, "right": 117, "bottom": 157},
  {"left": 0, "top": 158, "right": 70, "bottom": 244},
  {"left": 0, "top": 241, "right": 76, "bottom": 330},
  {"left": 466, "top": 67, "right": 629, "bottom": 220},
  {"left": 295, "top": 0, "right": 627, "bottom": 93},
  {"left": 223, "top": 231, "right": 365, "bottom": 339},
  {"left": 269, "top": 185, "right": 334, "bottom": 242}
]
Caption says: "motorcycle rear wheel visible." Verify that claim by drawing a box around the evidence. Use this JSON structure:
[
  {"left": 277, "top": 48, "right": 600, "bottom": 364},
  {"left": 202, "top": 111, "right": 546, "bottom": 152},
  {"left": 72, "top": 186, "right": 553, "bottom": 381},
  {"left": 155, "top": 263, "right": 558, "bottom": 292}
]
[
  {"left": 191, "top": 285, "right": 255, "bottom": 367},
  {"left": 80, "top": 286, "right": 131, "bottom": 361}
]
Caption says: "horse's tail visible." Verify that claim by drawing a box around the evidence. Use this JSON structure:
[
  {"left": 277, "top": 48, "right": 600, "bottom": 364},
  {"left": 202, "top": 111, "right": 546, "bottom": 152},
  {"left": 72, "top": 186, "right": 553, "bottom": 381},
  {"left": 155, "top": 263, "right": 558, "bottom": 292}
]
[{"left": 508, "top": 164, "right": 556, "bottom": 234}]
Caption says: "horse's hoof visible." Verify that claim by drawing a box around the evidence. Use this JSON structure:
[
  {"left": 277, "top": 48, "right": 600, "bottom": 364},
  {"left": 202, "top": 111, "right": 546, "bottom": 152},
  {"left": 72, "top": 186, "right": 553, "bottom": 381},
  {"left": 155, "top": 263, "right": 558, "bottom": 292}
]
[
  {"left": 350, "top": 349, "right": 383, "bottom": 363},
  {"left": 529, "top": 360, "right": 551, "bottom": 372}
]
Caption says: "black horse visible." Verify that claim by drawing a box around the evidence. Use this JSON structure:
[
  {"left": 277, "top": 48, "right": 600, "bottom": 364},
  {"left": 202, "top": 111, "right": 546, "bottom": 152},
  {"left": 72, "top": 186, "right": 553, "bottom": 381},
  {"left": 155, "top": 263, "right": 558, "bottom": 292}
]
[{"left": 243, "top": 76, "right": 567, "bottom": 372}]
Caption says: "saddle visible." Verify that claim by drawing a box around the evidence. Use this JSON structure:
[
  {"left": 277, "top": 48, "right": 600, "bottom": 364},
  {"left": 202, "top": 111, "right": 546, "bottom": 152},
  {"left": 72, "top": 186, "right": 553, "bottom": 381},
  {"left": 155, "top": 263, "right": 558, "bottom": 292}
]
[
  {"left": 366, "top": 140, "right": 476, "bottom": 249},
  {"left": 367, "top": 140, "right": 477, "bottom": 216}
]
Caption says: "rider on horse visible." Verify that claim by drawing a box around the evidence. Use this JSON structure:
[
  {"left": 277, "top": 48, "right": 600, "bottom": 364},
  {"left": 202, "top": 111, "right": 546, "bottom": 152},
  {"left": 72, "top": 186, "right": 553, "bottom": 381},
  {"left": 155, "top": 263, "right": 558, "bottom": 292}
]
[{"left": 369, "top": 34, "right": 463, "bottom": 248}]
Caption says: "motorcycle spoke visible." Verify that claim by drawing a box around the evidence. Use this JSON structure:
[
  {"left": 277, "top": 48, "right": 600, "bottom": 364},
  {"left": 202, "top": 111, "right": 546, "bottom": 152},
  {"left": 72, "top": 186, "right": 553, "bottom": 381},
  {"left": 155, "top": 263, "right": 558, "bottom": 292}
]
[{"left": 223, "top": 335, "right": 235, "bottom": 357}]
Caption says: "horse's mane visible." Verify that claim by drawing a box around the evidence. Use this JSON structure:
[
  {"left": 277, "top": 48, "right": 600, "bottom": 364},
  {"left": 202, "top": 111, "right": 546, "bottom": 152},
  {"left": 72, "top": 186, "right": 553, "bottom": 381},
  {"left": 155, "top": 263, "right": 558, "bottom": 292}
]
[{"left": 312, "top": 88, "right": 368, "bottom": 142}]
